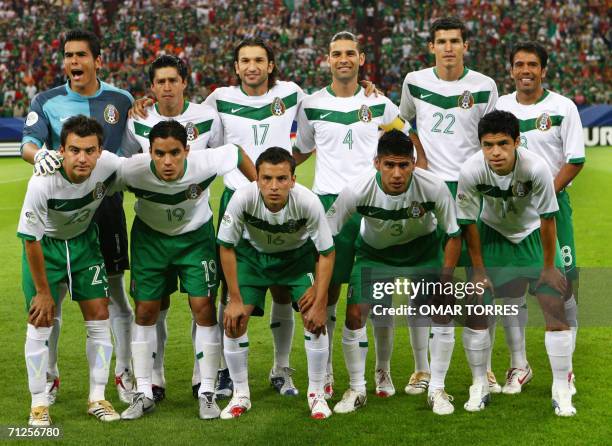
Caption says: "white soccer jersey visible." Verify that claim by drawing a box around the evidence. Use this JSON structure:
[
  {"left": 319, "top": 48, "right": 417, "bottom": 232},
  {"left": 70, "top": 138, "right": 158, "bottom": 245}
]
[
  {"left": 17, "top": 151, "right": 121, "bottom": 241},
  {"left": 204, "top": 81, "right": 305, "bottom": 190},
  {"left": 295, "top": 86, "right": 407, "bottom": 195},
  {"left": 217, "top": 182, "right": 334, "bottom": 255},
  {"left": 456, "top": 147, "right": 559, "bottom": 243},
  {"left": 121, "top": 101, "right": 223, "bottom": 156},
  {"left": 400, "top": 67, "right": 498, "bottom": 182},
  {"left": 327, "top": 169, "right": 460, "bottom": 249},
  {"left": 113, "top": 144, "right": 239, "bottom": 235},
  {"left": 496, "top": 90, "right": 585, "bottom": 178}
]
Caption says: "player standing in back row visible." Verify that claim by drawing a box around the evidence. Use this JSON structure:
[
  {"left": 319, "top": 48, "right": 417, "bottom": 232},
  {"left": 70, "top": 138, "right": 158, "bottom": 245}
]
[
  {"left": 399, "top": 17, "right": 499, "bottom": 397},
  {"left": 495, "top": 41, "right": 584, "bottom": 395}
]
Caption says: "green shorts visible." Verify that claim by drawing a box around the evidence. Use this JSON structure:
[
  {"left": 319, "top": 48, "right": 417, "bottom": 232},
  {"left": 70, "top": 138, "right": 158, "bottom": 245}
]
[
  {"left": 130, "top": 217, "right": 218, "bottom": 301},
  {"left": 446, "top": 181, "right": 471, "bottom": 266},
  {"left": 479, "top": 221, "right": 564, "bottom": 298},
  {"left": 347, "top": 231, "right": 443, "bottom": 305},
  {"left": 556, "top": 190, "right": 577, "bottom": 281},
  {"left": 319, "top": 194, "right": 360, "bottom": 284},
  {"left": 21, "top": 224, "right": 108, "bottom": 309},
  {"left": 233, "top": 240, "right": 316, "bottom": 316}
]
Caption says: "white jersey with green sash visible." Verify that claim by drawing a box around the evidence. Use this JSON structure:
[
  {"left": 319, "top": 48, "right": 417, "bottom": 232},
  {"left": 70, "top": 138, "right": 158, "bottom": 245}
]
[
  {"left": 400, "top": 67, "right": 498, "bottom": 182},
  {"left": 217, "top": 182, "right": 334, "bottom": 255},
  {"left": 121, "top": 101, "right": 223, "bottom": 156},
  {"left": 496, "top": 90, "right": 585, "bottom": 177},
  {"left": 327, "top": 168, "right": 460, "bottom": 249},
  {"left": 204, "top": 81, "right": 305, "bottom": 190},
  {"left": 456, "top": 147, "right": 559, "bottom": 243},
  {"left": 295, "top": 85, "right": 408, "bottom": 195},
  {"left": 113, "top": 144, "right": 240, "bottom": 235},
  {"left": 17, "top": 151, "right": 121, "bottom": 241}
]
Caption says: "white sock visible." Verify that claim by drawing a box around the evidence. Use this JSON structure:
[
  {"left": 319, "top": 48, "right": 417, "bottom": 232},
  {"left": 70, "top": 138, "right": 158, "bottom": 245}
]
[
  {"left": 195, "top": 324, "right": 221, "bottom": 395},
  {"left": 152, "top": 309, "right": 168, "bottom": 387},
  {"left": 545, "top": 330, "right": 573, "bottom": 389},
  {"left": 131, "top": 324, "right": 156, "bottom": 400},
  {"left": 326, "top": 305, "right": 337, "bottom": 375},
  {"left": 502, "top": 296, "right": 528, "bottom": 369},
  {"left": 217, "top": 301, "right": 228, "bottom": 370},
  {"left": 371, "top": 313, "right": 394, "bottom": 371},
  {"left": 305, "top": 330, "right": 328, "bottom": 395},
  {"left": 85, "top": 319, "right": 113, "bottom": 402},
  {"left": 564, "top": 296, "right": 578, "bottom": 365},
  {"left": 224, "top": 332, "right": 249, "bottom": 397},
  {"left": 341, "top": 326, "right": 367, "bottom": 393},
  {"left": 463, "top": 327, "right": 490, "bottom": 387},
  {"left": 191, "top": 316, "right": 200, "bottom": 386},
  {"left": 408, "top": 315, "right": 431, "bottom": 373},
  {"left": 47, "top": 285, "right": 66, "bottom": 378},
  {"left": 270, "top": 301, "right": 294, "bottom": 370},
  {"left": 428, "top": 324, "right": 455, "bottom": 393},
  {"left": 25, "top": 324, "right": 51, "bottom": 407},
  {"left": 486, "top": 314, "right": 496, "bottom": 372},
  {"left": 108, "top": 273, "right": 133, "bottom": 375}
]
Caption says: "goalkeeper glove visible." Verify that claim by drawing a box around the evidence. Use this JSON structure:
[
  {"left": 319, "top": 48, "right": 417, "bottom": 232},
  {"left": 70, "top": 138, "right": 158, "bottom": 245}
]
[{"left": 33, "top": 149, "right": 63, "bottom": 176}]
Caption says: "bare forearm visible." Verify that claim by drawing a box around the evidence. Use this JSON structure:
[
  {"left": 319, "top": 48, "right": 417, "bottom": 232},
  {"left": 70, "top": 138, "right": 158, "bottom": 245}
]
[
  {"left": 22, "top": 142, "right": 40, "bottom": 164},
  {"left": 463, "top": 224, "right": 485, "bottom": 269},
  {"left": 409, "top": 132, "right": 428, "bottom": 169},
  {"left": 442, "top": 236, "right": 461, "bottom": 271},
  {"left": 314, "top": 252, "right": 335, "bottom": 307},
  {"left": 219, "top": 246, "right": 243, "bottom": 303},
  {"left": 25, "top": 240, "right": 51, "bottom": 295},
  {"left": 292, "top": 148, "right": 313, "bottom": 166},
  {"left": 237, "top": 148, "right": 256, "bottom": 181},
  {"left": 554, "top": 163, "right": 583, "bottom": 193},
  {"left": 540, "top": 218, "right": 557, "bottom": 268}
]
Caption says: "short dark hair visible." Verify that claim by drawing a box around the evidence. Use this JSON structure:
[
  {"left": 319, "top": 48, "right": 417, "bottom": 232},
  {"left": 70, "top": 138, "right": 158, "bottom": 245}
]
[
  {"left": 256, "top": 147, "right": 296, "bottom": 175},
  {"left": 377, "top": 129, "right": 414, "bottom": 158},
  {"left": 60, "top": 115, "right": 104, "bottom": 147},
  {"left": 233, "top": 38, "right": 278, "bottom": 89},
  {"left": 429, "top": 17, "right": 467, "bottom": 43},
  {"left": 478, "top": 110, "right": 520, "bottom": 142},
  {"left": 148, "top": 120, "right": 187, "bottom": 149},
  {"left": 63, "top": 29, "right": 101, "bottom": 58},
  {"left": 149, "top": 55, "right": 188, "bottom": 83},
  {"left": 509, "top": 41, "right": 548, "bottom": 69},
  {"left": 330, "top": 31, "right": 362, "bottom": 53}
]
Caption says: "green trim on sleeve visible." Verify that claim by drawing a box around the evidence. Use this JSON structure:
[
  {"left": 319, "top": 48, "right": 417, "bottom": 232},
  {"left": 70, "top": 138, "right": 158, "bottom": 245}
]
[
  {"left": 216, "top": 238, "right": 236, "bottom": 248},
  {"left": 319, "top": 246, "right": 335, "bottom": 256},
  {"left": 457, "top": 218, "right": 476, "bottom": 226},
  {"left": 447, "top": 229, "right": 462, "bottom": 238},
  {"left": 540, "top": 211, "right": 558, "bottom": 219},
  {"left": 17, "top": 232, "right": 36, "bottom": 241},
  {"left": 236, "top": 145, "right": 243, "bottom": 168},
  {"left": 568, "top": 157, "right": 585, "bottom": 164}
]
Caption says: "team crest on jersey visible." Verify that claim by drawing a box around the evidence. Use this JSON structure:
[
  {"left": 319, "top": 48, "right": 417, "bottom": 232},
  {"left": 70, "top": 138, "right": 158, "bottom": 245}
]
[
  {"left": 185, "top": 122, "right": 198, "bottom": 141},
  {"left": 512, "top": 181, "right": 529, "bottom": 198},
  {"left": 458, "top": 90, "right": 474, "bottom": 109},
  {"left": 271, "top": 97, "right": 286, "bottom": 116},
  {"left": 93, "top": 182, "right": 106, "bottom": 200},
  {"left": 285, "top": 219, "right": 299, "bottom": 233},
  {"left": 103, "top": 104, "right": 119, "bottom": 124},
  {"left": 410, "top": 201, "right": 425, "bottom": 218},
  {"left": 185, "top": 184, "right": 203, "bottom": 200},
  {"left": 536, "top": 113, "right": 552, "bottom": 131},
  {"left": 358, "top": 105, "right": 373, "bottom": 123},
  {"left": 326, "top": 206, "right": 337, "bottom": 217}
]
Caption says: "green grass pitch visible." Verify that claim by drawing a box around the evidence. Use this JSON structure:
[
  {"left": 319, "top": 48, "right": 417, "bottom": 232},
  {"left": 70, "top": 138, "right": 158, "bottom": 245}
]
[{"left": 0, "top": 149, "right": 611, "bottom": 445}]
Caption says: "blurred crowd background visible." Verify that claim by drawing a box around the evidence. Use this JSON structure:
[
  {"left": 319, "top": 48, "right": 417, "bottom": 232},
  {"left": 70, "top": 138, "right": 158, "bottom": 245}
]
[{"left": 0, "top": 0, "right": 609, "bottom": 118}]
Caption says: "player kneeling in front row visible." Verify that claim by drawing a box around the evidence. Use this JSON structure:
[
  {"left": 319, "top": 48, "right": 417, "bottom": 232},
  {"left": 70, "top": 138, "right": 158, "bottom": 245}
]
[
  {"left": 19, "top": 116, "right": 122, "bottom": 425},
  {"left": 218, "top": 147, "right": 335, "bottom": 419},
  {"left": 115, "top": 120, "right": 256, "bottom": 420},
  {"left": 326, "top": 130, "right": 463, "bottom": 414},
  {"left": 457, "top": 110, "right": 575, "bottom": 416}
]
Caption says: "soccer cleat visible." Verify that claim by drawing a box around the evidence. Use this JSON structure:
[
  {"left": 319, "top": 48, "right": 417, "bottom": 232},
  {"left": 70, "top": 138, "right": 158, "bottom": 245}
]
[
  {"left": 502, "top": 364, "right": 533, "bottom": 394},
  {"left": 464, "top": 383, "right": 490, "bottom": 412},
  {"left": 46, "top": 375, "right": 60, "bottom": 405},
  {"left": 308, "top": 393, "right": 332, "bottom": 419},
  {"left": 428, "top": 389, "right": 455, "bottom": 415},
  {"left": 487, "top": 371, "right": 502, "bottom": 394},
  {"left": 152, "top": 385, "right": 166, "bottom": 402},
  {"left": 269, "top": 367, "right": 299, "bottom": 396},
  {"left": 198, "top": 392, "right": 221, "bottom": 420},
  {"left": 375, "top": 369, "right": 396, "bottom": 398},
  {"left": 220, "top": 395, "right": 251, "bottom": 420},
  {"left": 88, "top": 400, "right": 120, "bottom": 422},
  {"left": 569, "top": 371, "right": 577, "bottom": 396},
  {"left": 115, "top": 371, "right": 134, "bottom": 404},
  {"left": 192, "top": 383, "right": 200, "bottom": 399},
  {"left": 333, "top": 389, "right": 367, "bottom": 414},
  {"left": 552, "top": 385, "right": 576, "bottom": 417},
  {"left": 28, "top": 406, "right": 51, "bottom": 426},
  {"left": 405, "top": 371, "right": 430, "bottom": 395},
  {"left": 324, "top": 373, "right": 334, "bottom": 400},
  {"left": 215, "top": 369, "right": 233, "bottom": 400},
  {"left": 120, "top": 392, "right": 155, "bottom": 420}
]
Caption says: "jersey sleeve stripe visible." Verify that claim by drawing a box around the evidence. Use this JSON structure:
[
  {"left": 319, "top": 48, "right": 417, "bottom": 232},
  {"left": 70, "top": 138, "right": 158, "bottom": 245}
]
[
  {"left": 17, "top": 232, "right": 36, "bottom": 241},
  {"left": 568, "top": 157, "right": 585, "bottom": 164},
  {"left": 319, "top": 246, "right": 335, "bottom": 255},
  {"left": 216, "top": 238, "right": 235, "bottom": 248},
  {"left": 457, "top": 218, "right": 476, "bottom": 225}
]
